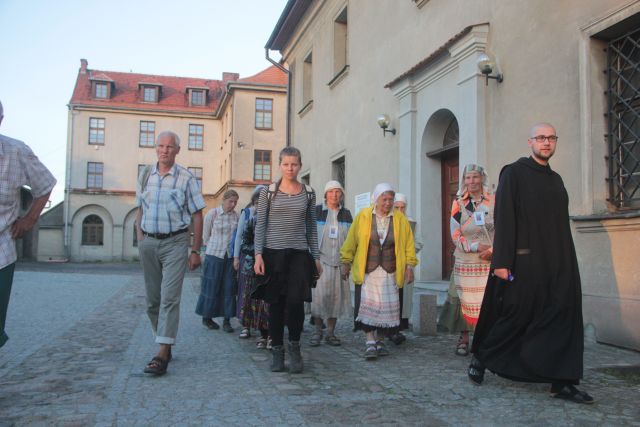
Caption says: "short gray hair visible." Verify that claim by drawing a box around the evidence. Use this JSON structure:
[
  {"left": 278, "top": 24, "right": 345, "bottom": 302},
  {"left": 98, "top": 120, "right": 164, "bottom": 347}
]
[{"left": 156, "top": 130, "right": 181, "bottom": 146}]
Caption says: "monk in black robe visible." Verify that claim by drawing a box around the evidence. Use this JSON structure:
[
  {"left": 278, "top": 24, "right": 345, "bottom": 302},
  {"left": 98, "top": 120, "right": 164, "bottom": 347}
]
[{"left": 468, "top": 123, "right": 594, "bottom": 404}]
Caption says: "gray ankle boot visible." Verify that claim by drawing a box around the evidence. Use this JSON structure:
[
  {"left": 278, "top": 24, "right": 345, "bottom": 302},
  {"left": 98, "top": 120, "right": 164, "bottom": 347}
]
[
  {"left": 270, "top": 345, "right": 285, "bottom": 372},
  {"left": 288, "top": 341, "right": 303, "bottom": 374}
]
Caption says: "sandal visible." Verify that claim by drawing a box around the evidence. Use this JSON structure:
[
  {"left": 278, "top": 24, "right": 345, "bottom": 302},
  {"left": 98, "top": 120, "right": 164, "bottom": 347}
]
[
  {"left": 239, "top": 328, "right": 250, "bottom": 339},
  {"left": 325, "top": 335, "right": 341, "bottom": 346},
  {"left": 143, "top": 356, "right": 168, "bottom": 375},
  {"left": 456, "top": 332, "right": 469, "bottom": 356},
  {"left": 467, "top": 356, "right": 485, "bottom": 385},
  {"left": 256, "top": 338, "right": 267, "bottom": 349},
  {"left": 550, "top": 384, "right": 595, "bottom": 404},
  {"left": 375, "top": 340, "right": 390, "bottom": 357},
  {"left": 364, "top": 343, "right": 378, "bottom": 360},
  {"left": 309, "top": 332, "right": 322, "bottom": 347}
]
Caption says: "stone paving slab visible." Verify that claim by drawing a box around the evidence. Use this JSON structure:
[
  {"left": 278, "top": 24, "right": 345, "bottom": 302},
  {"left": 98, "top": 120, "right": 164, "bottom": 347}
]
[{"left": 1, "top": 264, "right": 639, "bottom": 426}]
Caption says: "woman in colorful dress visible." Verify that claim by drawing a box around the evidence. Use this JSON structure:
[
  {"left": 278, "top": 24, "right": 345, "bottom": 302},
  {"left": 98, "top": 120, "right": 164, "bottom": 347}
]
[
  {"left": 450, "top": 164, "right": 494, "bottom": 356},
  {"left": 196, "top": 189, "right": 240, "bottom": 332},
  {"left": 340, "top": 183, "right": 417, "bottom": 359},
  {"left": 233, "top": 185, "right": 271, "bottom": 348},
  {"left": 254, "top": 146, "right": 321, "bottom": 373},
  {"left": 309, "top": 180, "right": 353, "bottom": 347}
]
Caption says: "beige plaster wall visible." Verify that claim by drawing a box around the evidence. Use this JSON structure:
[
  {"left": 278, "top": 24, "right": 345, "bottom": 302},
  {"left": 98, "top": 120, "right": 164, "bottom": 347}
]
[
  {"left": 69, "top": 109, "right": 220, "bottom": 195},
  {"left": 37, "top": 229, "right": 65, "bottom": 261},
  {"left": 279, "top": 0, "right": 640, "bottom": 349}
]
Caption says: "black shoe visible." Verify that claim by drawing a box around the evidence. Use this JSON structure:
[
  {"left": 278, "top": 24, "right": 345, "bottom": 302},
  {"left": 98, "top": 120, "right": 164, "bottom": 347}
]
[
  {"left": 468, "top": 356, "right": 485, "bottom": 385},
  {"left": 202, "top": 318, "right": 219, "bottom": 330},
  {"left": 550, "top": 384, "right": 595, "bottom": 404},
  {"left": 389, "top": 332, "right": 406, "bottom": 345},
  {"left": 222, "top": 320, "right": 234, "bottom": 333}
]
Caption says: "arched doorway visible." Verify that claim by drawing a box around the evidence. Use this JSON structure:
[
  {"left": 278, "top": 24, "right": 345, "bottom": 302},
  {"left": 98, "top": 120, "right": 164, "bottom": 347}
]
[{"left": 424, "top": 112, "right": 459, "bottom": 280}]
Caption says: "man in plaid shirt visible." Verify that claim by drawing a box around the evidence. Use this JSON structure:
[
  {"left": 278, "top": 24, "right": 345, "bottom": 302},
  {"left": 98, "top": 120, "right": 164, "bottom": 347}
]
[
  {"left": 0, "top": 100, "right": 56, "bottom": 348},
  {"left": 135, "top": 130, "right": 205, "bottom": 375}
]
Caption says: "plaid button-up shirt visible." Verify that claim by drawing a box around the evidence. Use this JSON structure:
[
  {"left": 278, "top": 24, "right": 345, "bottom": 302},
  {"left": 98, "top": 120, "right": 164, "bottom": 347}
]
[
  {"left": 0, "top": 134, "right": 56, "bottom": 269},
  {"left": 136, "top": 163, "right": 206, "bottom": 234},
  {"left": 203, "top": 206, "right": 239, "bottom": 258}
]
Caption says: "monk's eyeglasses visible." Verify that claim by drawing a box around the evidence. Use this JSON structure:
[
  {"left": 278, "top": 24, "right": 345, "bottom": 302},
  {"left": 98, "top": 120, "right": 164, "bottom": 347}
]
[{"left": 530, "top": 135, "right": 558, "bottom": 142}]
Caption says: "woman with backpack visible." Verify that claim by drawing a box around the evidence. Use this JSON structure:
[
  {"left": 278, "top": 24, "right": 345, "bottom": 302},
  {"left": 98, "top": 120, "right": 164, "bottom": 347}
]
[
  {"left": 233, "top": 186, "right": 271, "bottom": 348},
  {"left": 253, "top": 147, "right": 321, "bottom": 374}
]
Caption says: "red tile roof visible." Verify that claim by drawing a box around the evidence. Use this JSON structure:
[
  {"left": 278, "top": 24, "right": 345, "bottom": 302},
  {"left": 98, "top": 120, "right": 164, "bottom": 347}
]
[
  {"left": 70, "top": 62, "right": 287, "bottom": 114},
  {"left": 71, "top": 68, "right": 224, "bottom": 113},
  {"left": 238, "top": 65, "right": 287, "bottom": 86}
]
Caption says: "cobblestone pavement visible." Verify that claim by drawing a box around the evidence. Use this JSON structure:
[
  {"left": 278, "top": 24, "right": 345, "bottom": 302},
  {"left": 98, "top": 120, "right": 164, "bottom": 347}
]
[{"left": 1, "top": 263, "right": 639, "bottom": 426}]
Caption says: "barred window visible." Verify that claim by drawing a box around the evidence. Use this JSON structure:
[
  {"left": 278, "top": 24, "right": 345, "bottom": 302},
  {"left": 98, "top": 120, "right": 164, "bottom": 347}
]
[
  {"left": 139, "top": 121, "right": 155, "bottom": 147},
  {"left": 89, "top": 118, "right": 105, "bottom": 145},
  {"left": 82, "top": 215, "right": 103, "bottom": 246},
  {"left": 332, "top": 156, "right": 345, "bottom": 188},
  {"left": 607, "top": 26, "right": 640, "bottom": 209}
]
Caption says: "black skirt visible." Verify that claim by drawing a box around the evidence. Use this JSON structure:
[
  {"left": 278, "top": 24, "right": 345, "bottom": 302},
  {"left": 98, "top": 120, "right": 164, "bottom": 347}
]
[{"left": 258, "top": 248, "right": 314, "bottom": 304}]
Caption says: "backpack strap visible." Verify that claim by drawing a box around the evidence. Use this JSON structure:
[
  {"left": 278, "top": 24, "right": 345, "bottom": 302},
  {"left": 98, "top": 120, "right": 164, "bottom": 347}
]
[{"left": 139, "top": 165, "right": 152, "bottom": 193}]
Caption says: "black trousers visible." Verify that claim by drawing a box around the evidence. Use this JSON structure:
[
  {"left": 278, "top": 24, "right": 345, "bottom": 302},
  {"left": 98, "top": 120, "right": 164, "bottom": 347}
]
[{"left": 268, "top": 294, "right": 304, "bottom": 346}]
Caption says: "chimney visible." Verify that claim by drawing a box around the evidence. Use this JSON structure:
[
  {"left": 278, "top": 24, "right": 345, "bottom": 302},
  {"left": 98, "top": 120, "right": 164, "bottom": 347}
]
[
  {"left": 222, "top": 72, "right": 239, "bottom": 82},
  {"left": 80, "top": 59, "right": 88, "bottom": 74}
]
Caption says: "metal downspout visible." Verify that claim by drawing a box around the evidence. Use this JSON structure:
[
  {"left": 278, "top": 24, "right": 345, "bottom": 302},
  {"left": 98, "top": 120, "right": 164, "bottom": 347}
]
[
  {"left": 265, "top": 48, "right": 291, "bottom": 147},
  {"left": 63, "top": 107, "right": 76, "bottom": 260}
]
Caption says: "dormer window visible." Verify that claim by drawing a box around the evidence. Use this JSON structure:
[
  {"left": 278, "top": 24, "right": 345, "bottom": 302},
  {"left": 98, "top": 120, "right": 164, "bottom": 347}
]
[
  {"left": 95, "top": 83, "right": 108, "bottom": 99},
  {"left": 89, "top": 73, "right": 114, "bottom": 99},
  {"left": 138, "top": 82, "right": 162, "bottom": 103},
  {"left": 143, "top": 86, "right": 158, "bottom": 103},
  {"left": 191, "top": 90, "right": 205, "bottom": 106},
  {"left": 187, "top": 87, "right": 208, "bottom": 107}
]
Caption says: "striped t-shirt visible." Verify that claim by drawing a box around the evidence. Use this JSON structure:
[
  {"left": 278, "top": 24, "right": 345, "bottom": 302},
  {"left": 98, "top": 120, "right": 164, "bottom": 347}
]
[{"left": 254, "top": 186, "right": 319, "bottom": 259}]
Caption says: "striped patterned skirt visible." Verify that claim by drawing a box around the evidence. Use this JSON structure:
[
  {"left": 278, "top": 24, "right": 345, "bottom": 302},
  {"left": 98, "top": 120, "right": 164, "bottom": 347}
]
[{"left": 453, "top": 255, "right": 491, "bottom": 327}]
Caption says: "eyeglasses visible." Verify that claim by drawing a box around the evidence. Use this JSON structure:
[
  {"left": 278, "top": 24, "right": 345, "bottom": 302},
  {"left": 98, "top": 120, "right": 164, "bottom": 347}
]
[{"left": 530, "top": 135, "right": 558, "bottom": 142}]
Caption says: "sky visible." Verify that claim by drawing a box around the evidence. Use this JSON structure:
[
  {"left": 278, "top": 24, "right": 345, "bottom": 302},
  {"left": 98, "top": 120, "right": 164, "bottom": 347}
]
[{"left": 0, "top": 0, "right": 288, "bottom": 208}]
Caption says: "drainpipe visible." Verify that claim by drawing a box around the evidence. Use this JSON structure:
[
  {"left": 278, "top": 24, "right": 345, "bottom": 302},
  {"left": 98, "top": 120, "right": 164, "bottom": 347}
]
[
  {"left": 63, "top": 107, "right": 77, "bottom": 260},
  {"left": 265, "top": 48, "right": 291, "bottom": 147}
]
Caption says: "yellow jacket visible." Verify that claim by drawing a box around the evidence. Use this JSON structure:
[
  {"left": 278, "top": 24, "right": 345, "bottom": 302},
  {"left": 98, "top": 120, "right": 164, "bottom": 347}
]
[{"left": 340, "top": 206, "right": 418, "bottom": 287}]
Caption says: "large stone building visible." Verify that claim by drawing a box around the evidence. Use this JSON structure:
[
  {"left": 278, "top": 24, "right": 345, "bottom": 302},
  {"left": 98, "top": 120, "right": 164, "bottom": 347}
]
[
  {"left": 266, "top": 0, "right": 640, "bottom": 350},
  {"left": 58, "top": 59, "right": 286, "bottom": 262}
]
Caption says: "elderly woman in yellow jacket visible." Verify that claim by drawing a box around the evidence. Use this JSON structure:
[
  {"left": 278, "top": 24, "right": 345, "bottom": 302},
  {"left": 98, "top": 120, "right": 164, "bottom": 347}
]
[{"left": 340, "top": 183, "right": 418, "bottom": 360}]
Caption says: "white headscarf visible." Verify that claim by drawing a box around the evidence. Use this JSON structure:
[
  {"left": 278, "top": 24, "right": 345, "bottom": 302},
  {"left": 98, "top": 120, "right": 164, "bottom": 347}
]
[
  {"left": 394, "top": 193, "right": 408, "bottom": 205},
  {"left": 372, "top": 183, "right": 394, "bottom": 204},
  {"left": 323, "top": 180, "right": 344, "bottom": 195}
]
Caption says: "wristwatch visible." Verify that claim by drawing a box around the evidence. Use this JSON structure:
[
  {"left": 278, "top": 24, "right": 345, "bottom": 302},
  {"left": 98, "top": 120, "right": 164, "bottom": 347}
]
[{"left": 191, "top": 250, "right": 200, "bottom": 255}]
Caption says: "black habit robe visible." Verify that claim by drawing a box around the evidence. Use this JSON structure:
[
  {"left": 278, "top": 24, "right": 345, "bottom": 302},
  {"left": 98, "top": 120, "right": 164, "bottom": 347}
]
[{"left": 471, "top": 157, "right": 584, "bottom": 384}]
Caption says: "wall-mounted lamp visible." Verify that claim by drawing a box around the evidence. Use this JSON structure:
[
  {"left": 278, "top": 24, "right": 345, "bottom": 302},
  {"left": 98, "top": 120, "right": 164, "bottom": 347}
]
[
  {"left": 477, "top": 52, "right": 503, "bottom": 85},
  {"left": 376, "top": 114, "right": 396, "bottom": 137},
  {"left": 237, "top": 141, "right": 246, "bottom": 149}
]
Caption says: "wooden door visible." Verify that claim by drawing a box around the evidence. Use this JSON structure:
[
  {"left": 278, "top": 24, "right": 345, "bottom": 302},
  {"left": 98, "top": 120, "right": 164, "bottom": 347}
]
[{"left": 441, "top": 154, "right": 459, "bottom": 280}]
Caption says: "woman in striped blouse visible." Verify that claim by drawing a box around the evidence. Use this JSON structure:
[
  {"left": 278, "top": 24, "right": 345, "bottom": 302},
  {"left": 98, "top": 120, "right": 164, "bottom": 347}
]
[{"left": 254, "top": 147, "right": 322, "bottom": 374}]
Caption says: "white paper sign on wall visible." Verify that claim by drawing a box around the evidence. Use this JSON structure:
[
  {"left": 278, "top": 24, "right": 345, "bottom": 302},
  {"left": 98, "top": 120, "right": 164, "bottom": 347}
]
[{"left": 354, "top": 192, "right": 371, "bottom": 215}]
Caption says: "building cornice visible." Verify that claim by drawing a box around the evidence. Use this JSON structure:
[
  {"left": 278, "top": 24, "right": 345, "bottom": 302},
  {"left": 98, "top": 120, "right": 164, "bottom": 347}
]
[{"left": 68, "top": 103, "right": 218, "bottom": 119}]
